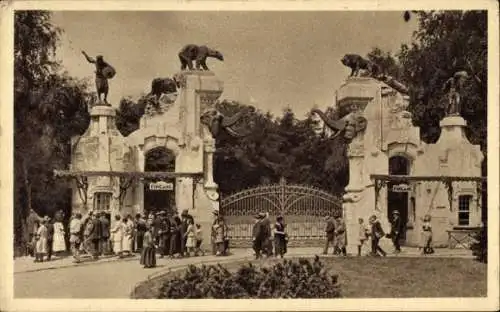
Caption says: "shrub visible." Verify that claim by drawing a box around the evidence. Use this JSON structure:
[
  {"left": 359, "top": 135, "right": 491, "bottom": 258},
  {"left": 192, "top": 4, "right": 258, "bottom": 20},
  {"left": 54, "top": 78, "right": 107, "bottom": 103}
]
[
  {"left": 158, "top": 256, "right": 341, "bottom": 298},
  {"left": 471, "top": 226, "right": 487, "bottom": 263}
]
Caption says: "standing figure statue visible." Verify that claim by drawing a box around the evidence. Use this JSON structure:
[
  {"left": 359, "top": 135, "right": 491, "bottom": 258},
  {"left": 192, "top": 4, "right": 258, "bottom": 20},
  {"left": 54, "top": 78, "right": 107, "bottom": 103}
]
[
  {"left": 81, "top": 51, "right": 116, "bottom": 105},
  {"left": 178, "top": 44, "right": 224, "bottom": 71},
  {"left": 442, "top": 70, "right": 468, "bottom": 116}
]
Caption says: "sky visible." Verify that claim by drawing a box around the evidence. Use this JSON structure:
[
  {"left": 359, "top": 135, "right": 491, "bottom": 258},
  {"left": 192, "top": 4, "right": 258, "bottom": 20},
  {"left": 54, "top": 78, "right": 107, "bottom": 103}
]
[{"left": 51, "top": 11, "right": 418, "bottom": 117}]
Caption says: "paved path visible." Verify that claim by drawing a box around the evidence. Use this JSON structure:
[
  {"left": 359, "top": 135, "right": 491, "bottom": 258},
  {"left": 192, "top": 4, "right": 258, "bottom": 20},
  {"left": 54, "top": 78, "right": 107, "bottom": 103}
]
[{"left": 14, "top": 245, "right": 473, "bottom": 298}]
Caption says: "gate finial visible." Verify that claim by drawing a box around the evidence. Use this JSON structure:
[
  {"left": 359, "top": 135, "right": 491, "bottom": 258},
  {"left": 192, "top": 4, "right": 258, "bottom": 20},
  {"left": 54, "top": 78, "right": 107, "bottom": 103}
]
[{"left": 279, "top": 177, "right": 286, "bottom": 185}]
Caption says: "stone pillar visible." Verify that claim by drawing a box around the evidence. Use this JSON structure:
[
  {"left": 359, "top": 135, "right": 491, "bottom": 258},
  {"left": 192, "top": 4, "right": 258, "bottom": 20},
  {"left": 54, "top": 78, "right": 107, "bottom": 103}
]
[
  {"left": 193, "top": 179, "right": 219, "bottom": 250},
  {"left": 135, "top": 145, "right": 145, "bottom": 215},
  {"left": 336, "top": 78, "right": 379, "bottom": 255},
  {"left": 174, "top": 71, "right": 223, "bottom": 231}
]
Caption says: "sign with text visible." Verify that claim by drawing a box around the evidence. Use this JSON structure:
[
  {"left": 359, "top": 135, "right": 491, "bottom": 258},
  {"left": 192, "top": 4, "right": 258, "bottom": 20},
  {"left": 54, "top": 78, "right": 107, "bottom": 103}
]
[
  {"left": 149, "top": 181, "right": 174, "bottom": 191},
  {"left": 391, "top": 183, "right": 411, "bottom": 192}
]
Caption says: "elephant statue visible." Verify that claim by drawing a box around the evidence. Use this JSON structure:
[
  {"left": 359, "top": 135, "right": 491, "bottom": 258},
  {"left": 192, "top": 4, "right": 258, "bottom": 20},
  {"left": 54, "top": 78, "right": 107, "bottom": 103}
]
[
  {"left": 311, "top": 108, "right": 367, "bottom": 141},
  {"left": 200, "top": 107, "right": 254, "bottom": 139}
]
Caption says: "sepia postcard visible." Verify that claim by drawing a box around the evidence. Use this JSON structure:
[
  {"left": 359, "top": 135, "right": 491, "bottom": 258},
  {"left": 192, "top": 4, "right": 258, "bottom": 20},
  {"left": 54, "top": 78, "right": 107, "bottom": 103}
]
[{"left": 0, "top": 0, "right": 499, "bottom": 311}]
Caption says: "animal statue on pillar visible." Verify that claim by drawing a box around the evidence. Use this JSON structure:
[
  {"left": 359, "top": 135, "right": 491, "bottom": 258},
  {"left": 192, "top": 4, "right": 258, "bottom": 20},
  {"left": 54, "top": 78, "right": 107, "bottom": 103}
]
[
  {"left": 442, "top": 70, "right": 468, "bottom": 116},
  {"left": 311, "top": 108, "right": 367, "bottom": 141},
  {"left": 178, "top": 44, "right": 224, "bottom": 71},
  {"left": 341, "top": 54, "right": 381, "bottom": 78},
  {"left": 200, "top": 107, "right": 254, "bottom": 139}
]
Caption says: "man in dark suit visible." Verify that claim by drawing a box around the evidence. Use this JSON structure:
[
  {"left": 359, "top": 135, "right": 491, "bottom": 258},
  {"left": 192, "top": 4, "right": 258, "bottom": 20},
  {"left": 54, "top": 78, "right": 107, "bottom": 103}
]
[
  {"left": 390, "top": 210, "right": 403, "bottom": 253},
  {"left": 45, "top": 216, "right": 54, "bottom": 261},
  {"left": 369, "top": 215, "right": 387, "bottom": 257},
  {"left": 158, "top": 212, "right": 171, "bottom": 258},
  {"left": 87, "top": 212, "right": 102, "bottom": 260},
  {"left": 323, "top": 215, "right": 335, "bottom": 254},
  {"left": 252, "top": 213, "right": 267, "bottom": 259},
  {"left": 99, "top": 212, "right": 110, "bottom": 255}
]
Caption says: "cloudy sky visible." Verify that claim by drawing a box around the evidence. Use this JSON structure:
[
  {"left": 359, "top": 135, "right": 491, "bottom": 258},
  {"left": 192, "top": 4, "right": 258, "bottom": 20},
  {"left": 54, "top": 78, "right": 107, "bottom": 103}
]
[{"left": 51, "top": 11, "right": 418, "bottom": 117}]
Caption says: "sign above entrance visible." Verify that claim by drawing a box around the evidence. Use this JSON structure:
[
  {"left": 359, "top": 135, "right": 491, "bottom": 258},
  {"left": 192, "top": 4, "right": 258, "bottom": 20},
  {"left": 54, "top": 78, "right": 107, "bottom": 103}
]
[
  {"left": 149, "top": 181, "right": 174, "bottom": 191},
  {"left": 392, "top": 183, "right": 411, "bottom": 192}
]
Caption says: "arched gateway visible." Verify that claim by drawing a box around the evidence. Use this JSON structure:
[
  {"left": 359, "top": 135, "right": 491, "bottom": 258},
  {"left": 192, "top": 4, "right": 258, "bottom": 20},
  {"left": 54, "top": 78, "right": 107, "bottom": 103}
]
[{"left": 221, "top": 179, "right": 342, "bottom": 247}]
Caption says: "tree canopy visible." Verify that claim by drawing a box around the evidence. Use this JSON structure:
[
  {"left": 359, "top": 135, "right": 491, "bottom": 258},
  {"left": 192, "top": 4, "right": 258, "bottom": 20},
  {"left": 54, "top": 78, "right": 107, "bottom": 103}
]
[{"left": 14, "top": 11, "right": 92, "bottom": 248}]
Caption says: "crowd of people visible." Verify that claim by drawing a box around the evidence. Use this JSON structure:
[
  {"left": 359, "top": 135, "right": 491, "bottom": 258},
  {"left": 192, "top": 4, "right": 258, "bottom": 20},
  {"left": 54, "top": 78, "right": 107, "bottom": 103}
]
[{"left": 24, "top": 206, "right": 435, "bottom": 264}]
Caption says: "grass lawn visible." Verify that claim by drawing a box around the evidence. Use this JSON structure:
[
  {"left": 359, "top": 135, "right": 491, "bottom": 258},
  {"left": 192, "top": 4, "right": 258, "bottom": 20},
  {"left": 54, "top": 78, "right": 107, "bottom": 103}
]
[{"left": 131, "top": 256, "right": 487, "bottom": 299}]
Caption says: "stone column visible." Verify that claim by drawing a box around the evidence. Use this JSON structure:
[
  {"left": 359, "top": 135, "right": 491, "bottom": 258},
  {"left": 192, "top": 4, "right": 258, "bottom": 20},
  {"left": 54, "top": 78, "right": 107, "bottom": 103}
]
[
  {"left": 175, "top": 177, "right": 194, "bottom": 215},
  {"left": 336, "top": 78, "right": 378, "bottom": 255}
]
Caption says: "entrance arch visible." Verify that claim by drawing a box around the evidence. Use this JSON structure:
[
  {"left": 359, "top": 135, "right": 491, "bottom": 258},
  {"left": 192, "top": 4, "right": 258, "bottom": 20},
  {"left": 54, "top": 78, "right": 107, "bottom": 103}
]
[
  {"left": 143, "top": 147, "right": 176, "bottom": 215},
  {"left": 387, "top": 155, "right": 411, "bottom": 242}
]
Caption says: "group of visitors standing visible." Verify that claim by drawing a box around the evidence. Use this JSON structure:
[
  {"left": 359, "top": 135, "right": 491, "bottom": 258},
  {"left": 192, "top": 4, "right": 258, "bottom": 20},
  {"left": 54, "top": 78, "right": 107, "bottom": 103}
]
[
  {"left": 26, "top": 209, "right": 66, "bottom": 262},
  {"left": 252, "top": 212, "right": 288, "bottom": 259}
]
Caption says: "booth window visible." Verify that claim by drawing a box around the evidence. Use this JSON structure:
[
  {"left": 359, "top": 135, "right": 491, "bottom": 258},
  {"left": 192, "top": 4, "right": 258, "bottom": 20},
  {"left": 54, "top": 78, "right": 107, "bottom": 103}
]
[
  {"left": 458, "top": 195, "right": 472, "bottom": 226},
  {"left": 93, "top": 192, "right": 112, "bottom": 211}
]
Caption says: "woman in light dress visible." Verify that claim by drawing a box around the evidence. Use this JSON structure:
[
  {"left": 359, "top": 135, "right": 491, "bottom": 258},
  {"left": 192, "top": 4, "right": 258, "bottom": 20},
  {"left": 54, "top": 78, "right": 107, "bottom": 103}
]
[
  {"left": 184, "top": 218, "right": 196, "bottom": 256},
  {"left": 111, "top": 215, "right": 124, "bottom": 257},
  {"left": 122, "top": 216, "right": 133, "bottom": 257},
  {"left": 34, "top": 218, "right": 49, "bottom": 262},
  {"left": 52, "top": 214, "right": 66, "bottom": 255}
]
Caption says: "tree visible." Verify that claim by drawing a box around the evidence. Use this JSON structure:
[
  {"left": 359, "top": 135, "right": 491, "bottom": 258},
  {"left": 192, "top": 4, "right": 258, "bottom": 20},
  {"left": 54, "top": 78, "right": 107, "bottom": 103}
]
[{"left": 14, "top": 11, "right": 91, "bottom": 252}]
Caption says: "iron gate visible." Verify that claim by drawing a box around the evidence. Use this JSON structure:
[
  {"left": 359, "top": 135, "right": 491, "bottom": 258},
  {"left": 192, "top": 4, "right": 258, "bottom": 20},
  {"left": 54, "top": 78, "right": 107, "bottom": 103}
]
[{"left": 220, "top": 179, "right": 343, "bottom": 247}]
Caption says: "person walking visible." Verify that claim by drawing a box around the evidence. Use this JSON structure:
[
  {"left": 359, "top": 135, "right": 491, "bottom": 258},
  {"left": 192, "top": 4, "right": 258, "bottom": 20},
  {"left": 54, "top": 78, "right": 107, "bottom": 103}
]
[
  {"left": 252, "top": 213, "right": 266, "bottom": 259},
  {"left": 334, "top": 213, "right": 347, "bottom": 256},
  {"left": 420, "top": 214, "right": 434, "bottom": 255},
  {"left": 390, "top": 210, "right": 403, "bottom": 253},
  {"left": 69, "top": 213, "right": 83, "bottom": 263},
  {"left": 369, "top": 215, "right": 387, "bottom": 257},
  {"left": 323, "top": 215, "right": 335, "bottom": 255}
]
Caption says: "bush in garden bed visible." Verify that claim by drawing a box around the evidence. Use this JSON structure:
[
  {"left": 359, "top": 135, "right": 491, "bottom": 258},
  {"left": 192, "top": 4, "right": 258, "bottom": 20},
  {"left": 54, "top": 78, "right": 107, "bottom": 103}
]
[
  {"left": 471, "top": 225, "right": 487, "bottom": 263},
  {"left": 157, "top": 256, "right": 341, "bottom": 298}
]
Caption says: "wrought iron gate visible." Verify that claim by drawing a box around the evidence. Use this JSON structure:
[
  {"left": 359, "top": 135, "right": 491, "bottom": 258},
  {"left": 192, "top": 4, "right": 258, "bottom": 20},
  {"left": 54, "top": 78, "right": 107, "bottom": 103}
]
[{"left": 220, "top": 179, "right": 343, "bottom": 247}]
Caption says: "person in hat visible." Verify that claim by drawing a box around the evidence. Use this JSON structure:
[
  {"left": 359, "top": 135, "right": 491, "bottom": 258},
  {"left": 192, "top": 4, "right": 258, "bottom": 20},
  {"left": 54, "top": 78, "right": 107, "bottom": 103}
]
[
  {"left": 110, "top": 215, "right": 124, "bottom": 257},
  {"left": 334, "top": 213, "right": 347, "bottom": 257},
  {"left": 420, "top": 214, "right": 434, "bottom": 255},
  {"left": 252, "top": 213, "right": 263, "bottom": 259},
  {"left": 323, "top": 215, "right": 336, "bottom": 255},
  {"left": 369, "top": 215, "right": 387, "bottom": 257},
  {"left": 274, "top": 216, "right": 287, "bottom": 258},
  {"left": 389, "top": 210, "right": 403, "bottom": 253}
]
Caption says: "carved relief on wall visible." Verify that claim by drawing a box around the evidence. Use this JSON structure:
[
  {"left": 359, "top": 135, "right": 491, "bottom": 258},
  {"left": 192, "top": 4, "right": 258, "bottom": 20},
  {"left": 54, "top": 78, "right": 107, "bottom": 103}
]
[{"left": 198, "top": 91, "right": 222, "bottom": 112}]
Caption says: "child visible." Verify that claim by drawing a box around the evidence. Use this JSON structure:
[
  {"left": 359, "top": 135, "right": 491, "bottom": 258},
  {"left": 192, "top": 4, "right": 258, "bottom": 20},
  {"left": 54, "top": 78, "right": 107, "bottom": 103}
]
[
  {"left": 421, "top": 214, "right": 434, "bottom": 255},
  {"left": 184, "top": 218, "right": 196, "bottom": 257},
  {"left": 357, "top": 217, "right": 370, "bottom": 256},
  {"left": 195, "top": 224, "right": 205, "bottom": 256},
  {"left": 140, "top": 224, "right": 156, "bottom": 268}
]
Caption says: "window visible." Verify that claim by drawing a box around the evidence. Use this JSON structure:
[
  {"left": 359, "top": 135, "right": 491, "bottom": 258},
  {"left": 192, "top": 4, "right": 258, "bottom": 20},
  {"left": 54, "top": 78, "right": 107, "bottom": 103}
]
[
  {"left": 93, "top": 192, "right": 112, "bottom": 211},
  {"left": 458, "top": 195, "right": 472, "bottom": 226}
]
